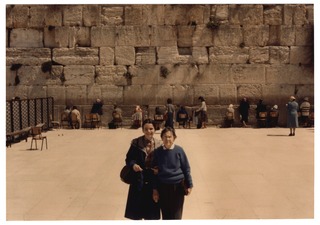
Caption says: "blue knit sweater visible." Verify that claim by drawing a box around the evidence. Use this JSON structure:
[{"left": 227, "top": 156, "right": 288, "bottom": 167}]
[{"left": 153, "top": 144, "right": 193, "bottom": 188}]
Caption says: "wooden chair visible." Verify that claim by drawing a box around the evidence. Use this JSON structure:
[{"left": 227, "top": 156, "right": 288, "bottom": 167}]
[
  {"left": 225, "top": 112, "right": 234, "bottom": 128},
  {"left": 61, "top": 111, "right": 71, "bottom": 128},
  {"left": 177, "top": 113, "right": 189, "bottom": 128},
  {"left": 154, "top": 114, "right": 164, "bottom": 130},
  {"left": 83, "top": 114, "right": 93, "bottom": 128},
  {"left": 30, "top": 126, "right": 47, "bottom": 150},
  {"left": 257, "top": 112, "right": 267, "bottom": 128},
  {"left": 50, "top": 114, "right": 60, "bottom": 129},
  {"left": 91, "top": 113, "right": 101, "bottom": 128},
  {"left": 112, "top": 112, "right": 122, "bottom": 128},
  {"left": 268, "top": 111, "right": 279, "bottom": 127}
]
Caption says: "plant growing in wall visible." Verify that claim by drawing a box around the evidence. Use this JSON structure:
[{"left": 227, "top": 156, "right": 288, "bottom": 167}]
[
  {"left": 206, "top": 16, "right": 221, "bottom": 31},
  {"left": 10, "top": 64, "right": 22, "bottom": 86},
  {"left": 160, "top": 66, "right": 170, "bottom": 78},
  {"left": 123, "top": 71, "right": 133, "bottom": 86}
]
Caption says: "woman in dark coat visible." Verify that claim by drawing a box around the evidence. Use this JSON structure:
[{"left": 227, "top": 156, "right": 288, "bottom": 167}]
[
  {"left": 239, "top": 97, "right": 250, "bottom": 127},
  {"left": 124, "top": 119, "right": 162, "bottom": 220}
]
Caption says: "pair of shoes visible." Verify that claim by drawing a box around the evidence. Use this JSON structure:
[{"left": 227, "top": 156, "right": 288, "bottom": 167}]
[{"left": 289, "top": 133, "right": 293, "bottom": 136}]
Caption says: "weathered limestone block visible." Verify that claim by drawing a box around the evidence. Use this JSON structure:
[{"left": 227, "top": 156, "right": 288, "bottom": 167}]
[
  {"left": 157, "top": 46, "right": 179, "bottom": 64},
  {"left": 295, "top": 25, "right": 313, "bottom": 46},
  {"left": 194, "top": 84, "right": 219, "bottom": 104},
  {"left": 49, "top": 65, "right": 64, "bottom": 84},
  {"left": 87, "top": 84, "right": 102, "bottom": 103},
  {"left": 95, "top": 65, "right": 127, "bottom": 85},
  {"left": 172, "top": 85, "right": 194, "bottom": 105},
  {"left": 53, "top": 47, "right": 99, "bottom": 65},
  {"left": 28, "top": 86, "right": 48, "bottom": 99},
  {"left": 237, "top": 84, "right": 262, "bottom": 101},
  {"left": 44, "top": 26, "right": 69, "bottom": 48},
  {"left": 100, "top": 47, "right": 115, "bottom": 65},
  {"left": 230, "top": 65, "right": 266, "bottom": 84},
  {"left": 124, "top": 5, "right": 144, "bottom": 26},
  {"left": 163, "top": 5, "right": 188, "bottom": 26},
  {"left": 65, "top": 85, "right": 88, "bottom": 105},
  {"left": 209, "top": 46, "right": 249, "bottom": 64},
  {"left": 213, "top": 5, "right": 229, "bottom": 22},
  {"left": 6, "top": 48, "right": 51, "bottom": 66},
  {"left": 129, "top": 65, "right": 159, "bottom": 85},
  {"left": 192, "top": 47, "right": 209, "bottom": 64},
  {"left": 15, "top": 66, "right": 49, "bottom": 85},
  {"left": 142, "top": 5, "right": 165, "bottom": 26},
  {"left": 115, "top": 46, "right": 135, "bottom": 65},
  {"left": 101, "top": 6, "right": 123, "bottom": 26},
  {"left": 229, "top": 5, "right": 263, "bottom": 25},
  {"left": 83, "top": 5, "right": 100, "bottom": 27},
  {"left": 214, "top": 25, "right": 243, "bottom": 46},
  {"left": 266, "top": 65, "right": 314, "bottom": 84},
  {"left": 262, "top": 84, "right": 296, "bottom": 102},
  {"left": 6, "top": 86, "right": 29, "bottom": 100},
  {"left": 280, "top": 26, "right": 295, "bottom": 46},
  {"left": 47, "top": 86, "right": 66, "bottom": 105},
  {"left": 243, "top": 25, "right": 269, "bottom": 46},
  {"left": 157, "top": 64, "right": 199, "bottom": 85},
  {"left": 269, "top": 46, "right": 290, "bottom": 64},
  {"left": 135, "top": 47, "right": 156, "bottom": 65},
  {"left": 10, "top": 5, "right": 29, "bottom": 28},
  {"left": 91, "top": 27, "right": 116, "bottom": 47},
  {"left": 29, "top": 5, "right": 47, "bottom": 28},
  {"left": 6, "top": 6, "right": 13, "bottom": 28},
  {"left": 63, "top": 65, "right": 95, "bottom": 85},
  {"left": 63, "top": 5, "right": 83, "bottom": 26},
  {"left": 196, "top": 64, "right": 232, "bottom": 84},
  {"left": 101, "top": 85, "right": 124, "bottom": 104},
  {"left": 192, "top": 25, "right": 213, "bottom": 47},
  {"left": 249, "top": 47, "right": 269, "bottom": 64},
  {"left": 306, "top": 5, "right": 314, "bottom": 25},
  {"left": 263, "top": 5, "right": 282, "bottom": 25},
  {"left": 295, "top": 84, "right": 314, "bottom": 100},
  {"left": 10, "top": 28, "right": 43, "bottom": 48},
  {"left": 290, "top": 46, "right": 313, "bottom": 65},
  {"left": 45, "top": 5, "right": 63, "bottom": 27},
  {"left": 116, "top": 26, "right": 150, "bottom": 46},
  {"left": 6, "top": 66, "right": 16, "bottom": 87},
  {"left": 268, "top": 25, "right": 281, "bottom": 46},
  {"left": 150, "top": 26, "right": 177, "bottom": 47},
  {"left": 178, "top": 26, "right": 194, "bottom": 47},
  {"left": 284, "top": 5, "right": 308, "bottom": 25},
  {"left": 219, "top": 84, "right": 237, "bottom": 105},
  {"left": 47, "top": 27, "right": 90, "bottom": 48},
  {"left": 185, "top": 5, "right": 208, "bottom": 26}
]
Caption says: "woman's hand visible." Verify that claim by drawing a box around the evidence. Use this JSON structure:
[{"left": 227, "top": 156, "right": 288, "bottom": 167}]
[
  {"left": 133, "top": 164, "right": 143, "bottom": 172},
  {"left": 185, "top": 188, "right": 192, "bottom": 196},
  {"left": 153, "top": 189, "right": 159, "bottom": 203}
]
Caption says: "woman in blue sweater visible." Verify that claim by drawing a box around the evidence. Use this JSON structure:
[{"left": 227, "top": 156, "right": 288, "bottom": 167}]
[{"left": 152, "top": 127, "right": 193, "bottom": 219}]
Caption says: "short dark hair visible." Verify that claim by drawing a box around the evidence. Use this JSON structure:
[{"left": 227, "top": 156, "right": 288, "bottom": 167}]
[
  {"left": 167, "top": 98, "right": 173, "bottom": 104},
  {"left": 160, "top": 127, "right": 177, "bottom": 139},
  {"left": 142, "top": 118, "right": 155, "bottom": 129}
]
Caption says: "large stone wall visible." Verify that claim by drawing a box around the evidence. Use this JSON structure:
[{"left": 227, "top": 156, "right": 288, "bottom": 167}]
[{"left": 6, "top": 4, "right": 314, "bottom": 126}]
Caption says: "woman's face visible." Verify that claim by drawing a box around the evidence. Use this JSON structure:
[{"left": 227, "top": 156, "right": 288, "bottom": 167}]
[
  {"left": 161, "top": 131, "right": 175, "bottom": 149},
  {"left": 143, "top": 123, "right": 155, "bottom": 140}
]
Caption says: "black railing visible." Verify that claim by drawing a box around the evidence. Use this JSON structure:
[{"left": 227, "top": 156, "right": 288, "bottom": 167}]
[{"left": 6, "top": 97, "right": 55, "bottom": 133}]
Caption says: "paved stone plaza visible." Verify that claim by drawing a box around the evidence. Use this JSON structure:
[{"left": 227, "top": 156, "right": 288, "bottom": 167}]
[{"left": 5, "top": 126, "right": 315, "bottom": 221}]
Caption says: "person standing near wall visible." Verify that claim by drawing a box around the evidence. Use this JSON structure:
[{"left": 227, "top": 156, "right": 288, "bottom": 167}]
[
  {"left": 239, "top": 97, "right": 250, "bottom": 127},
  {"left": 299, "top": 97, "right": 311, "bottom": 127},
  {"left": 124, "top": 119, "right": 162, "bottom": 220},
  {"left": 152, "top": 127, "right": 193, "bottom": 220},
  {"left": 164, "top": 98, "right": 175, "bottom": 129},
  {"left": 195, "top": 96, "right": 207, "bottom": 129},
  {"left": 287, "top": 96, "right": 299, "bottom": 136}
]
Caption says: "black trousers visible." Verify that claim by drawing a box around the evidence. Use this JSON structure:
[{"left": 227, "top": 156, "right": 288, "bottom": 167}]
[{"left": 158, "top": 182, "right": 185, "bottom": 220}]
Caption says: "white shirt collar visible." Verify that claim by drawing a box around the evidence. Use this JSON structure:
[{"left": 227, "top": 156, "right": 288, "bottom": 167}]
[{"left": 162, "top": 144, "right": 175, "bottom": 150}]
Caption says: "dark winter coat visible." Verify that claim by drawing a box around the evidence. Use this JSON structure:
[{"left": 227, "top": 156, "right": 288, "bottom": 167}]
[{"left": 124, "top": 135, "right": 162, "bottom": 220}]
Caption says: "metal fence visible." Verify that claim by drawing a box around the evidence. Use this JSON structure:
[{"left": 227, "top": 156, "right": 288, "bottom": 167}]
[{"left": 6, "top": 97, "right": 55, "bottom": 133}]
